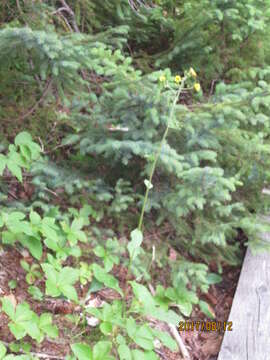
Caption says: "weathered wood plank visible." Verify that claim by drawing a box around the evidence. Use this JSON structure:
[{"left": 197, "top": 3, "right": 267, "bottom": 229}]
[{"left": 218, "top": 242, "right": 270, "bottom": 360}]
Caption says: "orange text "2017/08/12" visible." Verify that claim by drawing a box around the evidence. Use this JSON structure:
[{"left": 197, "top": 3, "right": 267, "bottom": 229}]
[{"left": 178, "top": 321, "right": 233, "bottom": 332}]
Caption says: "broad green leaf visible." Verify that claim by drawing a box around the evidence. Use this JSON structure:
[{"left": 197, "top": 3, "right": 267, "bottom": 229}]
[
  {"left": 41, "top": 218, "right": 58, "bottom": 239},
  {"left": 130, "top": 282, "right": 156, "bottom": 309},
  {"left": 44, "top": 237, "right": 59, "bottom": 252},
  {"left": 8, "top": 323, "right": 26, "bottom": 340},
  {"left": 118, "top": 345, "right": 132, "bottom": 360},
  {"left": 77, "top": 230, "right": 87, "bottom": 243},
  {"left": 206, "top": 273, "right": 222, "bottom": 284},
  {"left": 2, "top": 231, "right": 16, "bottom": 245},
  {"left": 104, "top": 256, "right": 114, "bottom": 272},
  {"left": 46, "top": 280, "right": 61, "bottom": 297},
  {"left": 23, "top": 236, "right": 42, "bottom": 260},
  {"left": 0, "top": 342, "right": 6, "bottom": 359},
  {"left": 127, "top": 229, "right": 143, "bottom": 261},
  {"left": 174, "top": 286, "right": 198, "bottom": 305},
  {"left": 7, "top": 161, "right": 22, "bottom": 182},
  {"left": 199, "top": 300, "right": 215, "bottom": 319},
  {"left": 59, "top": 267, "right": 79, "bottom": 285},
  {"left": 15, "top": 132, "right": 32, "bottom": 146},
  {"left": 61, "top": 134, "right": 80, "bottom": 147},
  {"left": 93, "top": 341, "right": 112, "bottom": 360},
  {"left": 4, "top": 212, "right": 25, "bottom": 222},
  {"left": 22, "top": 321, "right": 42, "bottom": 342},
  {"left": 93, "top": 264, "right": 123, "bottom": 296},
  {"left": 69, "top": 246, "right": 82, "bottom": 258},
  {"left": 60, "top": 284, "right": 78, "bottom": 302},
  {"left": 27, "top": 141, "right": 41, "bottom": 160},
  {"left": 71, "top": 218, "right": 84, "bottom": 231},
  {"left": 8, "top": 280, "right": 17, "bottom": 290},
  {"left": 20, "top": 260, "right": 30, "bottom": 271},
  {"left": 0, "top": 155, "right": 6, "bottom": 176},
  {"left": 131, "top": 350, "right": 158, "bottom": 360},
  {"left": 88, "top": 276, "right": 104, "bottom": 294},
  {"left": 1, "top": 298, "right": 15, "bottom": 320},
  {"left": 5, "top": 356, "right": 30, "bottom": 360},
  {"left": 177, "top": 301, "right": 192, "bottom": 317},
  {"left": 41, "top": 323, "right": 58, "bottom": 338},
  {"left": 41, "top": 264, "right": 58, "bottom": 284},
  {"left": 71, "top": 343, "right": 93, "bottom": 360},
  {"left": 132, "top": 324, "right": 154, "bottom": 351},
  {"left": 14, "top": 221, "right": 33, "bottom": 236},
  {"left": 39, "top": 313, "right": 52, "bottom": 327},
  {"left": 30, "top": 211, "right": 41, "bottom": 225},
  {"left": 152, "top": 329, "right": 177, "bottom": 351},
  {"left": 19, "top": 144, "right": 32, "bottom": 161},
  {"left": 126, "top": 317, "right": 136, "bottom": 338},
  {"left": 100, "top": 322, "right": 112, "bottom": 335},
  {"left": 28, "top": 286, "right": 43, "bottom": 301},
  {"left": 14, "top": 302, "right": 36, "bottom": 323},
  {"left": 8, "top": 149, "right": 27, "bottom": 167},
  {"left": 93, "top": 245, "right": 106, "bottom": 258},
  {"left": 116, "top": 334, "right": 126, "bottom": 345}
]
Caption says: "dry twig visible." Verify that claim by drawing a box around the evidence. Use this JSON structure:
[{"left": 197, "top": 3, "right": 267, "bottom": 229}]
[
  {"left": 148, "top": 284, "right": 191, "bottom": 360},
  {"left": 58, "top": 0, "right": 80, "bottom": 33}
]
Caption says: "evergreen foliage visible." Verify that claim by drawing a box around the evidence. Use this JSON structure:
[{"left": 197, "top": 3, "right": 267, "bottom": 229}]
[{"left": 0, "top": 0, "right": 270, "bottom": 358}]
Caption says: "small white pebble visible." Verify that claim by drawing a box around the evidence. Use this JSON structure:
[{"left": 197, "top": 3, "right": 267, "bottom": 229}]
[
  {"left": 86, "top": 316, "right": 100, "bottom": 327},
  {"left": 154, "top": 339, "right": 162, "bottom": 349}
]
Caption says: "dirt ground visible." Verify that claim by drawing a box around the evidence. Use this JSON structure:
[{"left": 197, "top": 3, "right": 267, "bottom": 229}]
[{"left": 0, "top": 245, "right": 241, "bottom": 360}]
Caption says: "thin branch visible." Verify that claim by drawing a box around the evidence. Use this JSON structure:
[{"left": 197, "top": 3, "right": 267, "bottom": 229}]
[
  {"left": 59, "top": 13, "right": 73, "bottom": 32},
  {"left": 208, "top": 78, "right": 218, "bottom": 98},
  {"left": 29, "top": 57, "right": 42, "bottom": 86},
  {"left": 16, "top": 0, "right": 23, "bottom": 17},
  {"left": 53, "top": 1, "right": 90, "bottom": 88},
  {"left": 16, "top": 78, "right": 53, "bottom": 122},
  {"left": 38, "top": 137, "right": 45, "bottom": 152},
  {"left": 155, "top": 349, "right": 168, "bottom": 360},
  {"left": 59, "top": 0, "right": 80, "bottom": 33},
  {"left": 44, "top": 187, "right": 60, "bottom": 198},
  {"left": 119, "top": 225, "right": 172, "bottom": 243},
  {"left": 168, "top": 324, "right": 191, "bottom": 360},
  {"left": 16, "top": 0, "right": 30, "bottom": 27},
  {"left": 8, "top": 191, "right": 18, "bottom": 200},
  {"left": 52, "top": 7, "right": 67, "bottom": 15}
]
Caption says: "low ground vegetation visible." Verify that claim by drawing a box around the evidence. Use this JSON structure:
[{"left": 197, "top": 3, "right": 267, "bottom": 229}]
[{"left": 0, "top": 1, "right": 270, "bottom": 359}]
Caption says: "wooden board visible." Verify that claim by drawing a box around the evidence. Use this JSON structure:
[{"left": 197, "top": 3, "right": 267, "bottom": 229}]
[{"left": 218, "top": 240, "right": 270, "bottom": 360}]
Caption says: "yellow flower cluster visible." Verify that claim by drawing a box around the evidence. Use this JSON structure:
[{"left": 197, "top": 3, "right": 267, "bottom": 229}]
[
  {"left": 194, "top": 83, "right": 201, "bottom": 92},
  {"left": 159, "top": 75, "right": 166, "bottom": 83},
  {"left": 158, "top": 69, "right": 200, "bottom": 92},
  {"left": 159, "top": 74, "right": 182, "bottom": 84},
  {"left": 174, "top": 75, "right": 182, "bottom": 84}
]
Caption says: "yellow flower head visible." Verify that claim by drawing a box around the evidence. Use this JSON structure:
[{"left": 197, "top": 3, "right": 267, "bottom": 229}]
[
  {"left": 159, "top": 75, "right": 166, "bottom": 83},
  {"left": 194, "top": 83, "right": 201, "bottom": 92},
  {"left": 189, "top": 67, "right": 197, "bottom": 78},
  {"left": 174, "top": 75, "right": 182, "bottom": 84}
]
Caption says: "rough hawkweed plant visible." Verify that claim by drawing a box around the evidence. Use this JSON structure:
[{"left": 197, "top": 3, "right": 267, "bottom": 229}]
[{"left": 138, "top": 74, "right": 186, "bottom": 231}]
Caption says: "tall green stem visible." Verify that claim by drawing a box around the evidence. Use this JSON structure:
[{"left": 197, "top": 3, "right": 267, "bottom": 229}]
[{"left": 138, "top": 82, "right": 184, "bottom": 231}]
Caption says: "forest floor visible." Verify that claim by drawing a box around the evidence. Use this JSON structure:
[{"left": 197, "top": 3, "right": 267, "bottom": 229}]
[{"left": 0, "top": 240, "right": 242, "bottom": 360}]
